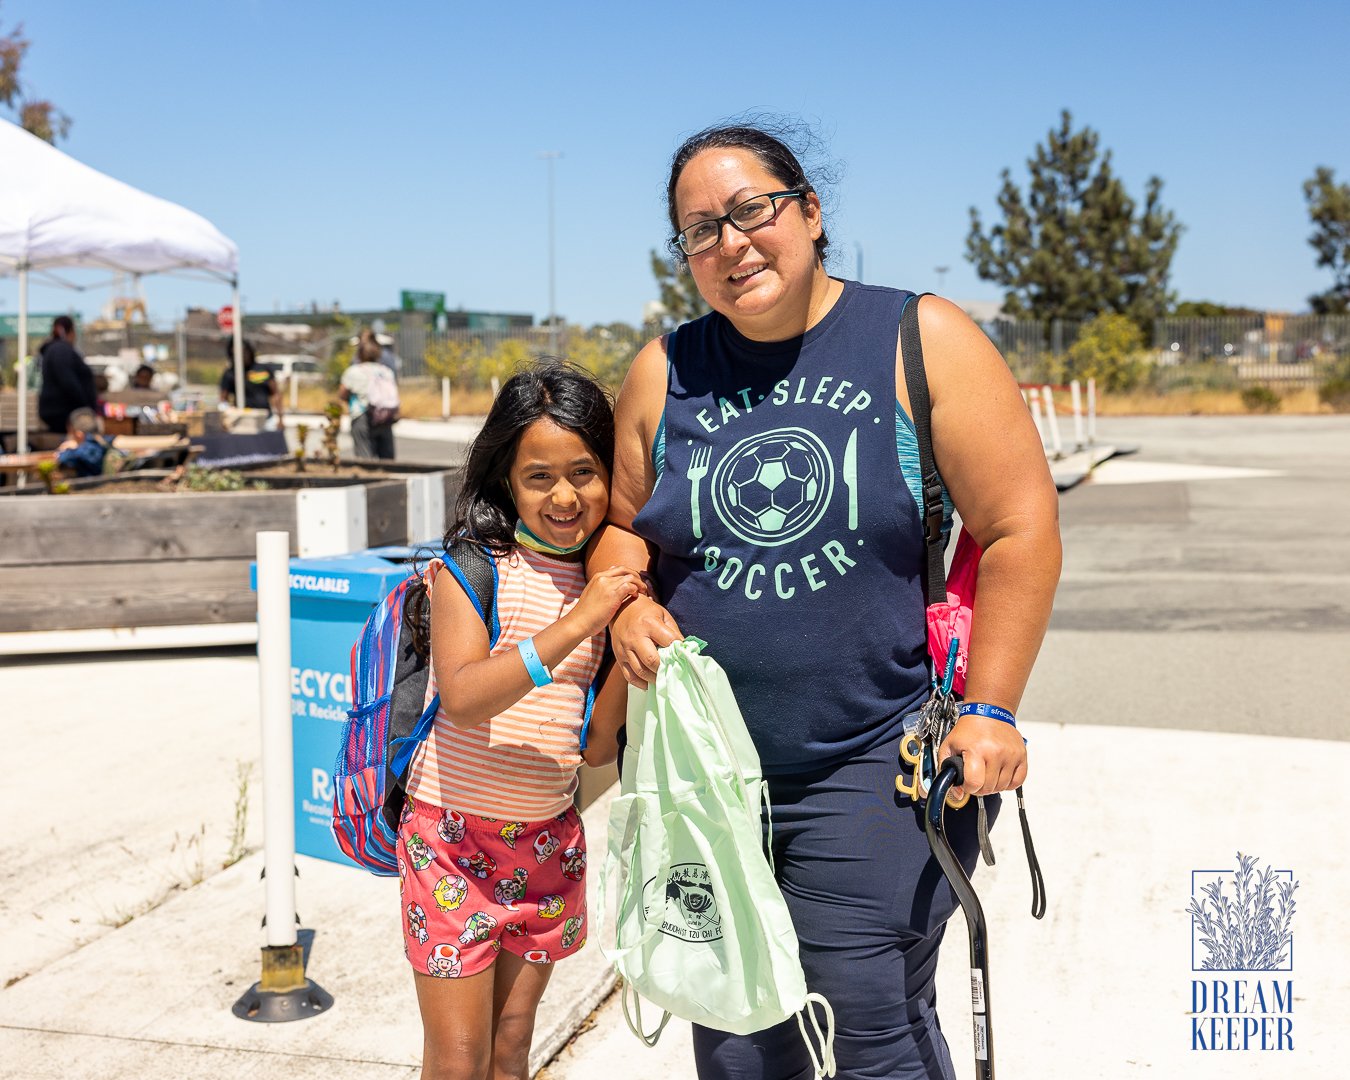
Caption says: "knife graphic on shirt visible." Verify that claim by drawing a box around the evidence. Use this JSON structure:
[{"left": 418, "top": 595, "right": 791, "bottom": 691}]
[{"left": 843, "top": 428, "right": 858, "bottom": 530}]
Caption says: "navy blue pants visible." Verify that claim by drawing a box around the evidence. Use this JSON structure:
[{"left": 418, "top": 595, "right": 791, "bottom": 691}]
[{"left": 692, "top": 732, "right": 997, "bottom": 1080}]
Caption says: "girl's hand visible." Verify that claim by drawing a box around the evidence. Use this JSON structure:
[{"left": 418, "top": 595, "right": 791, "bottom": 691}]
[
  {"left": 569, "top": 566, "right": 647, "bottom": 640},
  {"left": 938, "top": 716, "right": 1028, "bottom": 802},
  {"left": 611, "top": 595, "right": 683, "bottom": 688}
]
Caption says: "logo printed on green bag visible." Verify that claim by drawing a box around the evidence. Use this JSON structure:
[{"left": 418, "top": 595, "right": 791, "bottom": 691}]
[{"left": 643, "top": 863, "right": 723, "bottom": 942}]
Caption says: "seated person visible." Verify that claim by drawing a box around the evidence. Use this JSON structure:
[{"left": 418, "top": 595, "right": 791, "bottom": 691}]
[
  {"left": 131, "top": 364, "right": 156, "bottom": 389},
  {"left": 56, "top": 408, "right": 116, "bottom": 477}
]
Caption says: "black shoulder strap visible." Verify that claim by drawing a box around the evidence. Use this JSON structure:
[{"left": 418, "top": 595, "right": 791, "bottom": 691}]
[{"left": 899, "top": 292, "right": 947, "bottom": 606}]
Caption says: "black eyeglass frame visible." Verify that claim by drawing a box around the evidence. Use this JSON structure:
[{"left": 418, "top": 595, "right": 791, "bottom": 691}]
[{"left": 671, "top": 189, "right": 806, "bottom": 256}]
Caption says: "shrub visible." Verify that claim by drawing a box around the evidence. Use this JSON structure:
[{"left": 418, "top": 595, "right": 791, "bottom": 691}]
[
  {"left": 1318, "top": 377, "right": 1350, "bottom": 412},
  {"left": 1064, "top": 313, "right": 1148, "bottom": 392},
  {"left": 1240, "top": 385, "right": 1282, "bottom": 413}
]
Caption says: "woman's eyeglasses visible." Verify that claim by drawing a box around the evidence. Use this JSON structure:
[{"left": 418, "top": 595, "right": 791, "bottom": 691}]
[{"left": 673, "top": 190, "right": 805, "bottom": 256}]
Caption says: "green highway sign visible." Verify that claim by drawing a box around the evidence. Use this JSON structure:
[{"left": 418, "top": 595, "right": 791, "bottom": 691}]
[
  {"left": 0, "top": 313, "right": 76, "bottom": 337},
  {"left": 400, "top": 290, "right": 446, "bottom": 314}
]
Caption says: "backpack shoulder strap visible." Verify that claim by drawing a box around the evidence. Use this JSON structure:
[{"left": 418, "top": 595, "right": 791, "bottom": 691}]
[
  {"left": 899, "top": 292, "right": 948, "bottom": 606},
  {"left": 443, "top": 538, "right": 499, "bottom": 645}
]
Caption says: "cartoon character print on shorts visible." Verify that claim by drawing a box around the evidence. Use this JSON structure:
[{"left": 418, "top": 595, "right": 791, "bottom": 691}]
[
  {"left": 406, "top": 832, "right": 435, "bottom": 871},
  {"left": 562, "top": 914, "right": 584, "bottom": 950},
  {"left": 532, "top": 829, "right": 561, "bottom": 863},
  {"left": 499, "top": 821, "right": 526, "bottom": 849},
  {"left": 437, "top": 809, "right": 466, "bottom": 844},
  {"left": 397, "top": 855, "right": 407, "bottom": 889},
  {"left": 407, "top": 902, "right": 429, "bottom": 945},
  {"left": 459, "top": 911, "right": 499, "bottom": 944},
  {"left": 400, "top": 797, "right": 416, "bottom": 825},
  {"left": 426, "top": 942, "right": 461, "bottom": 978},
  {"left": 559, "top": 845, "right": 585, "bottom": 882},
  {"left": 537, "top": 894, "right": 565, "bottom": 919},
  {"left": 432, "top": 874, "right": 468, "bottom": 912},
  {"left": 504, "top": 920, "right": 528, "bottom": 938},
  {"left": 494, "top": 868, "right": 528, "bottom": 909},
  {"left": 457, "top": 850, "right": 497, "bottom": 879},
  {"left": 523, "top": 948, "right": 550, "bottom": 964}
]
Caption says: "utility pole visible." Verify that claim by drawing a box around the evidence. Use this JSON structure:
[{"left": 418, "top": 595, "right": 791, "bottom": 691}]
[
  {"left": 539, "top": 151, "right": 562, "bottom": 355},
  {"left": 854, "top": 242, "right": 864, "bottom": 283},
  {"left": 935, "top": 265, "right": 949, "bottom": 294}
]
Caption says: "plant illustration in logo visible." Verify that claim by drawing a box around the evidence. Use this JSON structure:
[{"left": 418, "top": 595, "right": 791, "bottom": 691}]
[
  {"left": 1189, "top": 853, "right": 1299, "bottom": 971},
  {"left": 709, "top": 427, "right": 834, "bottom": 548}
]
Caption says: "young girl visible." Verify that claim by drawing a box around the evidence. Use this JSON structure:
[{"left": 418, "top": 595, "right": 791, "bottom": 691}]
[{"left": 400, "top": 360, "right": 642, "bottom": 1080}]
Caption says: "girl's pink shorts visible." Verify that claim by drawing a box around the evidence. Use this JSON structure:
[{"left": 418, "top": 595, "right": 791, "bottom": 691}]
[{"left": 397, "top": 796, "right": 587, "bottom": 979}]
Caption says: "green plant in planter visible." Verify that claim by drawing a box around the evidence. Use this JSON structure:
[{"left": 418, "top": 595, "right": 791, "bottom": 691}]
[
  {"left": 294, "top": 423, "right": 309, "bottom": 473},
  {"left": 177, "top": 466, "right": 266, "bottom": 492},
  {"left": 36, "top": 459, "right": 69, "bottom": 495},
  {"left": 323, "top": 404, "right": 342, "bottom": 471}
]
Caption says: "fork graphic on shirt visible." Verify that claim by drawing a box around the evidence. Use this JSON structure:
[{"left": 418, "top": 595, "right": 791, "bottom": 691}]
[{"left": 686, "top": 444, "right": 712, "bottom": 540}]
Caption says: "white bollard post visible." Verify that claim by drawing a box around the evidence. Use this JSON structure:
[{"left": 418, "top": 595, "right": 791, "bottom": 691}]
[
  {"left": 256, "top": 531, "right": 297, "bottom": 949},
  {"left": 289, "top": 375, "right": 299, "bottom": 412},
  {"left": 232, "top": 531, "right": 333, "bottom": 1022},
  {"left": 1070, "top": 380, "right": 1085, "bottom": 451},
  {"left": 441, "top": 376, "right": 451, "bottom": 419},
  {"left": 1042, "top": 384, "right": 1064, "bottom": 460},
  {"left": 490, "top": 375, "right": 501, "bottom": 399},
  {"left": 1027, "top": 388, "right": 1048, "bottom": 449},
  {"left": 1087, "top": 378, "right": 1097, "bottom": 447}
]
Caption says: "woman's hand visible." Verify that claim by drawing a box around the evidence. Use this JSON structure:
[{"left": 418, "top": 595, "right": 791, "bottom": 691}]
[
  {"left": 938, "top": 716, "right": 1027, "bottom": 802},
  {"left": 611, "top": 595, "right": 683, "bottom": 688},
  {"left": 568, "top": 566, "right": 647, "bottom": 640}
]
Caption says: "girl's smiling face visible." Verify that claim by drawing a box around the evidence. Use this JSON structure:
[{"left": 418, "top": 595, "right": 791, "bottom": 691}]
[{"left": 508, "top": 417, "right": 610, "bottom": 557}]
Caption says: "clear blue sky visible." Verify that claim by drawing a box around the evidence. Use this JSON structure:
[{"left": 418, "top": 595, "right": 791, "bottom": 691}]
[{"left": 5, "top": 0, "right": 1348, "bottom": 328}]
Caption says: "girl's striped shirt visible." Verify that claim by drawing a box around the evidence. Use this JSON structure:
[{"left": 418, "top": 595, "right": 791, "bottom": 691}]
[{"left": 406, "top": 546, "right": 604, "bottom": 820}]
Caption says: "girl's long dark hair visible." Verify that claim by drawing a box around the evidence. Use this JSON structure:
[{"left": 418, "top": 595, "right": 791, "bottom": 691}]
[{"left": 403, "top": 358, "right": 615, "bottom": 657}]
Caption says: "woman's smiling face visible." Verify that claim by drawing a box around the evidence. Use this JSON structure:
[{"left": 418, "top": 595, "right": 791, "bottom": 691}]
[{"left": 674, "top": 147, "right": 824, "bottom": 338}]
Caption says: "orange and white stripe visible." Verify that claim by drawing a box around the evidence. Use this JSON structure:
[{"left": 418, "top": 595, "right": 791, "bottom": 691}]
[{"left": 407, "top": 547, "right": 604, "bottom": 819}]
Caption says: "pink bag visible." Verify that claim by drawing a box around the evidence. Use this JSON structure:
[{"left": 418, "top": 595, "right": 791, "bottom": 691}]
[{"left": 924, "top": 527, "right": 981, "bottom": 696}]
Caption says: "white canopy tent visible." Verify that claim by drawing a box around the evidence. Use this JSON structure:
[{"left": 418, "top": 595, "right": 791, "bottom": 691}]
[{"left": 0, "top": 118, "right": 241, "bottom": 452}]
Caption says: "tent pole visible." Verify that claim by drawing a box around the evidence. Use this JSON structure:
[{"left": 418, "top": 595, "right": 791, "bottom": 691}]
[
  {"left": 232, "top": 278, "right": 245, "bottom": 408},
  {"left": 17, "top": 262, "right": 29, "bottom": 455}
]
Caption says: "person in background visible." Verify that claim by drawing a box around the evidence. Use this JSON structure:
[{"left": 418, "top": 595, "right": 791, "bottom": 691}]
[
  {"left": 55, "top": 407, "right": 114, "bottom": 478},
  {"left": 337, "top": 338, "right": 399, "bottom": 460},
  {"left": 131, "top": 364, "right": 156, "bottom": 390},
  {"left": 38, "top": 316, "right": 97, "bottom": 434},
  {"left": 218, "top": 340, "right": 282, "bottom": 418}
]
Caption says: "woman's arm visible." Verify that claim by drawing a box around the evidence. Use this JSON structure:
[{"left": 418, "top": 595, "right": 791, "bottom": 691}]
[
  {"left": 430, "top": 564, "right": 642, "bottom": 729},
  {"left": 908, "top": 296, "right": 1063, "bottom": 797},
  {"left": 587, "top": 336, "right": 683, "bottom": 687}
]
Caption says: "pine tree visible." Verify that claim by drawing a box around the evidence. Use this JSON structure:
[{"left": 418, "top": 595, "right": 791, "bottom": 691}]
[
  {"left": 649, "top": 250, "right": 711, "bottom": 328},
  {"left": 966, "top": 110, "right": 1181, "bottom": 331},
  {"left": 1303, "top": 167, "right": 1350, "bottom": 315}
]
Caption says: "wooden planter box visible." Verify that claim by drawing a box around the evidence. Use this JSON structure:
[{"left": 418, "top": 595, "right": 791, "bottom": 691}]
[{"left": 0, "top": 465, "right": 462, "bottom": 634}]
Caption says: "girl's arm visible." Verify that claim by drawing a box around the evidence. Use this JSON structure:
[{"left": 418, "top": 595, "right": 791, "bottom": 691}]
[
  {"left": 430, "top": 563, "right": 643, "bottom": 729},
  {"left": 588, "top": 336, "right": 683, "bottom": 687},
  {"left": 580, "top": 657, "right": 629, "bottom": 768},
  {"left": 907, "top": 295, "right": 1063, "bottom": 798}
]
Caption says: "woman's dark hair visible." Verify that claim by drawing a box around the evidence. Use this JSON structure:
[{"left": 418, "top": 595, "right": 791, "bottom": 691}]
[
  {"left": 404, "top": 358, "right": 615, "bottom": 656},
  {"left": 221, "top": 338, "right": 258, "bottom": 367},
  {"left": 665, "top": 120, "right": 830, "bottom": 265}
]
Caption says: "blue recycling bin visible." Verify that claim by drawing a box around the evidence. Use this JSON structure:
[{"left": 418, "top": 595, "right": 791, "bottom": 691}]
[{"left": 251, "top": 544, "right": 430, "bottom": 864}]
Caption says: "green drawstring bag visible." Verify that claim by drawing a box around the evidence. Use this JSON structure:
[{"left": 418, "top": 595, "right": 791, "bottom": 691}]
[{"left": 600, "top": 637, "right": 835, "bottom": 1077}]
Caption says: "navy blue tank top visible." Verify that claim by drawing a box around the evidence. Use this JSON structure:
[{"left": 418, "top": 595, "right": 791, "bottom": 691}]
[{"left": 633, "top": 280, "right": 931, "bottom": 774}]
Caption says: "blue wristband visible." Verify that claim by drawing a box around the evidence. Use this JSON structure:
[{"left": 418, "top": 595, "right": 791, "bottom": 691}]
[
  {"left": 959, "top": 701, "right": 1016, "bottom": 726},
  {"left": 517, "top": 636, "right": 553, "bottom": 687}
]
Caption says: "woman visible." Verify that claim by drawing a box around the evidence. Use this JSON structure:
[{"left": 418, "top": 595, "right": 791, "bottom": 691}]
[
  {"left": 591, "top": 122, "right": 1061, "bottom": 1079},
  {"left": 338, "top": 336, "right": 398, "bottom": 460}
]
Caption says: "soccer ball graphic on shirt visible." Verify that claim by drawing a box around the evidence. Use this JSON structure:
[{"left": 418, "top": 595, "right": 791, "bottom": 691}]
[{"left": 710, "top": 427, "right": 835, "bottom": 548}]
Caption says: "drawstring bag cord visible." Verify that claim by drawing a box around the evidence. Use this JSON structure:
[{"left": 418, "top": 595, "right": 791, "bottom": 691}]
[{"left": 796, "top": 993, "right": 837, "bottom": 1078}]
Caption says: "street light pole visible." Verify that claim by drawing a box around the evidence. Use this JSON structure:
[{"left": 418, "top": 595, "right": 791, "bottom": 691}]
[
  {"left": 539, "top": 151, "right": 562, "bottom": 355},
  {"left": 935, "top": 265, "right": 949, "bottom": 294}
]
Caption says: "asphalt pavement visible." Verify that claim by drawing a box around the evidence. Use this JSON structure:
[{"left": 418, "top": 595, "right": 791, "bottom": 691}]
[{"left": 2, "top": 414, "right": 1347, "bottom": 1079}]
